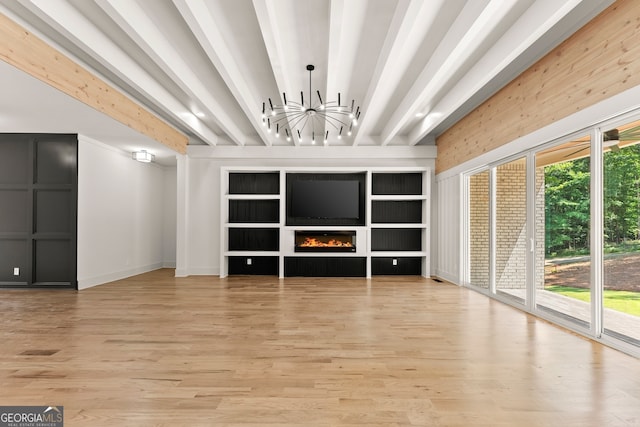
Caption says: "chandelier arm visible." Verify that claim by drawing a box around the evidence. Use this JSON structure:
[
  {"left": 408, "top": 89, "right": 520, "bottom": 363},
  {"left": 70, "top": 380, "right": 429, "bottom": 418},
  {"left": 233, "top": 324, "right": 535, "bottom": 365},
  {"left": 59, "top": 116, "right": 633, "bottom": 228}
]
[
  {"left": 320, "top": 109, "right": 354, "bottom": 117},
  {"left": 287, "top": 113, "right": 312, "bottom": 133},
  {"left": 277, "top": 101, "right": 304, "bottom": 110},
  {"left": 272, "top": 112, "right": 305, "bottom": 125},
  {"left": 298, "top": 115, "right": 312, "bottom": 138},
  {"left": 316, "top": 112, "right": 351, "bottom": 129}
]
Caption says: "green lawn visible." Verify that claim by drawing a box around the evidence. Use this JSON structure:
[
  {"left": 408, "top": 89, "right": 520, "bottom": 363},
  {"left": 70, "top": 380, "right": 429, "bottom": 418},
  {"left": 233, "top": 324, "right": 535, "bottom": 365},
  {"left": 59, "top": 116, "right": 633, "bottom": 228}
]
[{"left": 546, "top": 285, "right": 640, "bottom": 316}]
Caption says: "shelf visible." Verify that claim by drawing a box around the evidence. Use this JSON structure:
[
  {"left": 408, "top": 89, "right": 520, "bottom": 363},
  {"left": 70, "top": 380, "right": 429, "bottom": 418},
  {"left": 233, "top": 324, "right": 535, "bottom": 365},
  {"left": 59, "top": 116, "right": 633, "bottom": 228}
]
[
  {"left": 283, "top": 225, "right": 366, "bottom": 231},
  {"left": 282, "top": 251, "right": 364, "bottom": 257},
  {"left": 370, "top": 194, "right": 427, "bottom": 201},
  {"left": 372, "top": 256, "right": 423, "bottom": 275},
  {"left": 229, "top": 199, "right": 279, "bottom": 223},
  {"left": 371, "top": 172, "right": 422, "bottom": 195},
  {"left": 370, "top": 223, "right": 427, "bottom": 229},
  {"left": 371, "top": 200, "right": 423, "bottom": 224},
  {"left": 226, "top": 194, "right": 281, "bottom": 200},
  {"left": 224, "top": 251, "right": 280, "bottom": 257},
  {"left": 228, "top": 255, "right": 278, "bottom": 275},
  {"left": 285, "top": 256, "right": 366, "bottom": 277},
  {"left": 225, "top": 223, "right": 281, "bottom": 228},
  {"left": 228, "top": 228, "right": 279, "bottom": 251},
  {"left": 229, "top": 172, "right": 280, "bottom": 195},
  {"left": 369, "top": 251, "right": 427, "bottom": 257},
  {"left": 371, "top": 228, "right": 422, "bottom": 251}
]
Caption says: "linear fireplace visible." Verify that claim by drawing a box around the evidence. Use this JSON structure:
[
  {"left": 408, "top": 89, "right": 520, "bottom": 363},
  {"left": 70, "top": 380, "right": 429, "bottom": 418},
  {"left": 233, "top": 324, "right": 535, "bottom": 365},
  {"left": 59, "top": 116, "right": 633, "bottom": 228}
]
[{"left": 295, "top": 230, "right": 356, "bottom": 252}]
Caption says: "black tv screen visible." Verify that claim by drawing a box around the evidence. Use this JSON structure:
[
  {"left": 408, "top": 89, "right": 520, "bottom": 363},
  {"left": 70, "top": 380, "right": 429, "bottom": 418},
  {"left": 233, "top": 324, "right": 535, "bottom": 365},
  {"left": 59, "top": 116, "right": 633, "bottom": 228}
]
[{"left": 291, "top": 180, "right": 360, "bottom": 219}]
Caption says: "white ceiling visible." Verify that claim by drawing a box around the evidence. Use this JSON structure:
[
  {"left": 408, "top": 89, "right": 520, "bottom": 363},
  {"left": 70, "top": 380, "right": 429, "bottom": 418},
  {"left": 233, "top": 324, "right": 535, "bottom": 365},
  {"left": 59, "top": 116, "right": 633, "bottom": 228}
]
[{"left": 0, "top": 0, "right": 614, "bottom": 165}]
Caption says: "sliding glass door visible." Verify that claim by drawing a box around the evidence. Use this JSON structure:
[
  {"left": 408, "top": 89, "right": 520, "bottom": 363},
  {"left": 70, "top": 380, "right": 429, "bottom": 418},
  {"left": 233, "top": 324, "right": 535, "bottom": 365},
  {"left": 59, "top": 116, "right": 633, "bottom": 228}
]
[
  {"left": 534, "top": 136, "right": 591, "bottom": 328},
  {"left": 466, "top": 158, "right": 528, "bottom": 303},
  {"left": 494, "top": 158, "right": 527, "bottom": 304},
  {"left": 465, "top": 117, "right": 640, "bottom": 354},
  {"left": 602, "top": 122, "right": 640, "bottom": 344}
]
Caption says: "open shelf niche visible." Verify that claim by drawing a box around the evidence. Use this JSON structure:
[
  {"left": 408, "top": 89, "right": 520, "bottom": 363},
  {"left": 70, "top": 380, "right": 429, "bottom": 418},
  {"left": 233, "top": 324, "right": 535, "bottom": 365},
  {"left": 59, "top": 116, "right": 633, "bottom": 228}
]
[{"left": 220, "top": 167, "right": 430, "bottom": 278}]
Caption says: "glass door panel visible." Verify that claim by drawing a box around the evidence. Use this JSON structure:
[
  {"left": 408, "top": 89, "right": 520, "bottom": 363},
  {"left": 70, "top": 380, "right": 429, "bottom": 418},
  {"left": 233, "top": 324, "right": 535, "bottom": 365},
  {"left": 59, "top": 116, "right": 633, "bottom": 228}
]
[
  {"left": 602, "top": 122, "right": 640, "bottom": 344},
  {"left": 495, "top": 158, "right": 527, "bottom": 303},
  {"left": 535, "top": 136, "right": 591, "bottom": 328},
  {"left": 469, "top": 171, "right": 490, "bottom": 289}
]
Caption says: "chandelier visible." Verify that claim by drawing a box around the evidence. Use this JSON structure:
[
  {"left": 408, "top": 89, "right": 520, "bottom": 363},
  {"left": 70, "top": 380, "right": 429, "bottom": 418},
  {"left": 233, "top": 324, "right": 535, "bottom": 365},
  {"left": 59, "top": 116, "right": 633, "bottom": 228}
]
[{"left": 262, "top": 64, "right": 361, "bottom": 144}]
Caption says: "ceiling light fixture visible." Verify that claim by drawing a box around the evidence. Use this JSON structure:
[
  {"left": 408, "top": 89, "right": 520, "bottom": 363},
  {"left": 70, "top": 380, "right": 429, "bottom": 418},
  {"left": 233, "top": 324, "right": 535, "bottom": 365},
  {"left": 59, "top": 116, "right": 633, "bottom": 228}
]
[
  {"left": 132, "top": 150, "right": 154, "bottom": 163},
  {"left": 262, "top": 64, "right": 361, "bottom": 143}
]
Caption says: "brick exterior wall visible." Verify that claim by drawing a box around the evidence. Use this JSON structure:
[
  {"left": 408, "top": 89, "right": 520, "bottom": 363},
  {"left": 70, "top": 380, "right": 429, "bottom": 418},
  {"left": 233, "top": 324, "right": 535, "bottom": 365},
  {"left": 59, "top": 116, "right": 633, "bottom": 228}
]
[
  {"left": 495, "top": 162, "right": 527, "bottom": 289},
  {"left": 469, "top": 163, "right": 544, "bottom": 290},
  {"left": 469, "top": 172, "right": 489, "bottom": 288}
]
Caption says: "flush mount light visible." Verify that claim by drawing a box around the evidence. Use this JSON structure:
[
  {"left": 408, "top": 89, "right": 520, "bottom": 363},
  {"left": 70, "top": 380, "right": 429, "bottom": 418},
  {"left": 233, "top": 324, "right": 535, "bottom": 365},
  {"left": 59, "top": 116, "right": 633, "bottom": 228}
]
[{"left": 132, "top": 150, "right": 154, "bottom": 163}]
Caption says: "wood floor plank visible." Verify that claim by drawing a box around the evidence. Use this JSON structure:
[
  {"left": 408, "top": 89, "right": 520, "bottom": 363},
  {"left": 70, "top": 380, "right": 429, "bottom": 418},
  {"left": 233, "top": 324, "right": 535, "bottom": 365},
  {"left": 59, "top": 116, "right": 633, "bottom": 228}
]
[{"left": 0, "top": 269, "right": 639, "bottom": 426}]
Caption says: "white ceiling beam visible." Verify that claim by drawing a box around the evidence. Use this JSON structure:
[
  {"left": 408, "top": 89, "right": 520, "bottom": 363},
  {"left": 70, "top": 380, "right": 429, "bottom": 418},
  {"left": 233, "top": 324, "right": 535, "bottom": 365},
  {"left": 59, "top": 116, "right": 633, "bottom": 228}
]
[
  {"left": 351, "top": 0, "right": 448, "bottom": 146},
  {"left": 96, "top": 0, "right": 247, "bottom": 146},
  {"left": 15, "top": 0, "right": 219, "bottom": 146},
  {"left": 325, "top": 0, "right": 367, "bottom": 142},
  {"left": 380, "top": 0, "right": 529, "bottom": 146},
  {"left": 253, "top": 0, "right": 305, "bottom": 146},
  {"left": 407, "top": 0, "right": 612, "bottom": 144},
  {"left": 173, "top": 0, "right": 273, "bottom": 146}
]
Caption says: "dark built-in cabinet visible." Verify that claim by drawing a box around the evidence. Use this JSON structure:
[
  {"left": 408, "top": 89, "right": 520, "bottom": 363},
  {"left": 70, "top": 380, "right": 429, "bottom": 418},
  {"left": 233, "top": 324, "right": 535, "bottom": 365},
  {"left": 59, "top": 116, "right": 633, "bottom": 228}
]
[
  {"left": 0, "top": 134, "right": 77, "bottom": 288},
  {"left": 224, "top": 172, "right": 280, "bottom": 275},
  {"left": 370, "top": 172, "right": 425, "bottom": 276},
  {"left": 221, "top": 169, "right": 429, "bottom": 278}
]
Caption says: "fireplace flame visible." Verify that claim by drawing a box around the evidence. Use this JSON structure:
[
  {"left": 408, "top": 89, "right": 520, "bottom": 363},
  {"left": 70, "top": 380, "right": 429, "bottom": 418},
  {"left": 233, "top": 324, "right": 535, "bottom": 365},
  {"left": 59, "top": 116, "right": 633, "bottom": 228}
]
[{"left": 299, "top": 237, "right": 353, "bottom": 247}]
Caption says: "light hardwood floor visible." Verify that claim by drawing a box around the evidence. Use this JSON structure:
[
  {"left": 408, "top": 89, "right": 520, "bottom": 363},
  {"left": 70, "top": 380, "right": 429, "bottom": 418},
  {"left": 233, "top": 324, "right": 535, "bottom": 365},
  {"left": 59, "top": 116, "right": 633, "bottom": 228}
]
[{"left": 1, "top": 269, "right": 639, "bottom": 426}]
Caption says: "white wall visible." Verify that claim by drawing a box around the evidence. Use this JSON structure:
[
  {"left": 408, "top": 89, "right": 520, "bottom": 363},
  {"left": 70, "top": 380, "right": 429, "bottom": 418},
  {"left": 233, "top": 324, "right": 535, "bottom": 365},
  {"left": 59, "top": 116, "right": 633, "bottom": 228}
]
[
  {"left": 163, "top": 166, "right": 177, "bottom": 267},
  {"left": 77, "top": 136, "right": 175, "bottom": 289},
  {"left": 433, "top": 174, "right": 461, "bottom": 284},
  {"left": 177, "top": 146, "right": 436, "bottom": 276}
]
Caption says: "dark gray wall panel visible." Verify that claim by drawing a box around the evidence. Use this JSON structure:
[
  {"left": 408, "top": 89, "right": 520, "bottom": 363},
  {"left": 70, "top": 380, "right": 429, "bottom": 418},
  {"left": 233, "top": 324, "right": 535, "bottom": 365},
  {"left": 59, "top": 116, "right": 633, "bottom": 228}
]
[
  {"left": 0, "top": 133, "right": 77, "bottom": 288},
  {"left": 34, "top": 240, "right": 71, "bottom": 283},
  {"left": 0, "top": 240, "right": 27, "bottom": 282},
  {"left": 0, "top": 190, "right": 28, "bottom": 232},
  {"left": 0, "top": 138, "right": 29, "bottom": 184},
  {"left": 35, "top": 190, "right": 71, "bottom": 233},
  {"left": 35, "top": 137, "right": 76, "bottom": 184}
]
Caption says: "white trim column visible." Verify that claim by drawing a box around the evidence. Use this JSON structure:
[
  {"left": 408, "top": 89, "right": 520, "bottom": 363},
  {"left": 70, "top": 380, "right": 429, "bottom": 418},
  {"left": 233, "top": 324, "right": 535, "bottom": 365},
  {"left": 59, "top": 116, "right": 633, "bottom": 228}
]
[{"left": 175, "top": 153, "right": 190, "bottom": 277}]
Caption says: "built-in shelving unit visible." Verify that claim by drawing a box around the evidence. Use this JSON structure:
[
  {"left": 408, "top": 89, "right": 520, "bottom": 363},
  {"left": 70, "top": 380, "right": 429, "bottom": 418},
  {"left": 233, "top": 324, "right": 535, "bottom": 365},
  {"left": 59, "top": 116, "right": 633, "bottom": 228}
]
[
  {"left": 221, "top": 170, "right": 281, "bottom": 276},
  {"left": 220, "top": 167, "right": 430, "bottom": 278},
  {"left": 369, "top": 172, "right": 428, "bottom": 276}
]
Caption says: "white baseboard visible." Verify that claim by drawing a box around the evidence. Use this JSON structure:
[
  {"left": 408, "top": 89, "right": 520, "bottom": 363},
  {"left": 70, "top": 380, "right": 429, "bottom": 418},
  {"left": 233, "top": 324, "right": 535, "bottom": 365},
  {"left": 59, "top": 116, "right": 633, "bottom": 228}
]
[
  {"left": 433, "top": 270, "right": 461, "bottom": 286},
  {"left": 174, "top": 267, "right": 220, "bottom": 277},
  {"left": 77, "top": 263, "right": 163, "bottom": 290}
]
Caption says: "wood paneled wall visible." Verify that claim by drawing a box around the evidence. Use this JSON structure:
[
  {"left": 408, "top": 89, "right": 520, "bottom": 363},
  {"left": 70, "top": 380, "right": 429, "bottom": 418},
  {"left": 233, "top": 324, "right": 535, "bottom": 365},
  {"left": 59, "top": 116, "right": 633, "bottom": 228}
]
[
  {"left": 436, "top": 0, "right": 640, "bottom": 174},
  {"left": 0, "top": 13, "right": 188, "bottom": 154}
]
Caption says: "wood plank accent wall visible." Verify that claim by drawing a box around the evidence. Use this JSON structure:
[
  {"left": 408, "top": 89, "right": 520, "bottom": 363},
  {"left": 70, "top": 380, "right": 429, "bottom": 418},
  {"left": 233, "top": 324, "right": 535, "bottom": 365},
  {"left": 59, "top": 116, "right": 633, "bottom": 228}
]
[
  {"left": 0, "top": 13, "right": 188, "bottom": 154},
  {"left": 436, "top": 0, "right": 640, "bottom": 174}
]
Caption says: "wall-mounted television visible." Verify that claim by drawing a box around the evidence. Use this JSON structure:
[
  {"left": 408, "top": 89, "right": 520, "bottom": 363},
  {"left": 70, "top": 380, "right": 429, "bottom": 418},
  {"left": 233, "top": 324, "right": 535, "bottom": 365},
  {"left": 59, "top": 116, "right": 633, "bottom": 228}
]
[
  {"left": 291, "top": 180, "right": 359, "bottom": 219},
  {"left": 286, "top": 173, "right": 366, "bottom": 226}
]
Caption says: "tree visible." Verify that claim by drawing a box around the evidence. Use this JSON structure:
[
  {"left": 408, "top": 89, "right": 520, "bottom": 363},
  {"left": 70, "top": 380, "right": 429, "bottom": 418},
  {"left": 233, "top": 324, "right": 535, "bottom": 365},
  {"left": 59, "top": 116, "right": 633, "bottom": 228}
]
[
  {"left": 604, "top": 144, "right": 640, "bottom": 243},
  {"left": 544, "top": 158, "right": 590, "bottom": 255}
]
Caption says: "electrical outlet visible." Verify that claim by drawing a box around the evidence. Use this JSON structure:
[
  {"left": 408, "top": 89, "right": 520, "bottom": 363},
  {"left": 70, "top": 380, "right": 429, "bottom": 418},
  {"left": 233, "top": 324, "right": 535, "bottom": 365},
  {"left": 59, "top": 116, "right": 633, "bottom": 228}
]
[
  {"left": 13, "top": 267, "right": 20, "bottom": 276},
  {"left": 246, "top": 258, "right": 252, "bottom": 265},
  {"left": 392, "top": 259, "right": 398, "bottom": 266}
]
